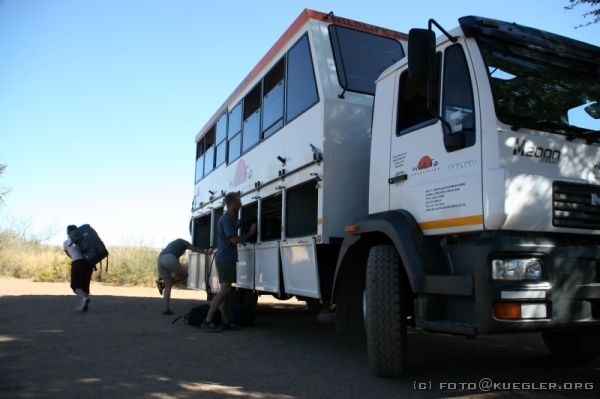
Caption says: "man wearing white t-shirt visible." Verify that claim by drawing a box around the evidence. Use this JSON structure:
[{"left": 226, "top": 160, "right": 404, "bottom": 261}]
[{"left": 63, "top": 225, "right": 93, "bottom": 312}]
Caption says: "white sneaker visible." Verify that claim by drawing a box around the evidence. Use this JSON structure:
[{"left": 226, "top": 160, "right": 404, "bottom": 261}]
[{"left": 76, "top": 297, "right": 90, "bottom": 312}]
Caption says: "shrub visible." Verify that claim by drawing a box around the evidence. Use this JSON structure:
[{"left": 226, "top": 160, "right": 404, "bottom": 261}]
[{"left": 0, "top": 230, "right": 176, "bottom": 287}]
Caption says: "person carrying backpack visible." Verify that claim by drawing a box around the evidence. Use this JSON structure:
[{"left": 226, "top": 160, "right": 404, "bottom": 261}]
[
  {"left": 157, "top": 239, "right": 207, "bottom": 315},
  {"left": 63, "top": 225, "right": 93, "bottom": 312}
]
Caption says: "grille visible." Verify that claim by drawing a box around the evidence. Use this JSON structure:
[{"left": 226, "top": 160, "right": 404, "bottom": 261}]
[{"left": 553, "top": 181, "right": 600, "bottom": 230}]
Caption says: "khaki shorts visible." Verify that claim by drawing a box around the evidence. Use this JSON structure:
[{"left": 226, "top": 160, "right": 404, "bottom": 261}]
[{"left": 157, "top": 254, "right": 186, "bottom": 278}]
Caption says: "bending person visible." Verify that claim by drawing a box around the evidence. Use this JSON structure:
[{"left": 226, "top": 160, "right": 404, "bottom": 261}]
[{"left": 157, "top": 238, "right": 207, "bottom": 315}]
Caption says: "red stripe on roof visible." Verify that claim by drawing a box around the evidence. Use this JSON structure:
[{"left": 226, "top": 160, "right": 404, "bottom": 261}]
[{"left": 195, "top": 9, "right": 407, "bottom": 142}]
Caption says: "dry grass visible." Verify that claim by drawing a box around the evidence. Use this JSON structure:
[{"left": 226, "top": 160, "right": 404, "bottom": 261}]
[{"left": 0, "top": 230, "right": 176, "bottom": 287}]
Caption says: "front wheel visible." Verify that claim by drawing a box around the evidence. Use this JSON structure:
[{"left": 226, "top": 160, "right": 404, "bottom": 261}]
[
  {"left": 542, "top": 329, "right": 600, "bottom": 364},
  {"left": 365, "top": 245, "right": 407, "bottom": 376}
]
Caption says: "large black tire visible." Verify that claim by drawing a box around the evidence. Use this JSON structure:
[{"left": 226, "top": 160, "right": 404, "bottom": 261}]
[
  {"left": 542, "top": 329, "right": 600, "bottom": 364},
  {"left": 365, "top": 245, "right": 407, "bottom": 376}
]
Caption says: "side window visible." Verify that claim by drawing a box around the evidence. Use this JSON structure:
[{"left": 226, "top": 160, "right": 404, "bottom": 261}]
[
  {"left": 396, "top": 53, "right": 441, "bottom": 134},
  {"left": 329, "top": 25, "right": 405, "bottom": 95},
  {"left": 195, "top": 139, "right": 205, "bottom": 183},
  {"left": 242, "top": 83, "right": 262, "bottom": 152},
  {"left": 215, "top": 113, "right": 228, "bottom": 167},
  {"left": 228, "top": 101, "right": 242, "bottom": 163},
  {"left": 262, "top": 58, "right": 285, "bottom": 138},
  {"left": 203, "top": 127, "right": 215, "bottom": 175},
  {"left": 443, "top": 44, "right": 476, "bottom": 148},
  {"left": 286, "top": 34, "right": 319, "bottom": 123}
]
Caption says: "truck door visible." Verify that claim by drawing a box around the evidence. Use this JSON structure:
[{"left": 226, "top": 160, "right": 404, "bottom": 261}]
[{"left": 389, "top": 41, "right": 483, "bottom": 234}]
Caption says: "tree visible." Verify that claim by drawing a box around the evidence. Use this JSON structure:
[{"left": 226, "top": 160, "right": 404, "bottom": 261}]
[
  {"left": 0, "top": 164, "right": 8, "bottom": 207},
  {"left": 566, "top": 0, "right": 600, "bottom": 27}
]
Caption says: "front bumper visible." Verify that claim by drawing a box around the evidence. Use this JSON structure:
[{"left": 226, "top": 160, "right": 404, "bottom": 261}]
[{"left": 446, "top": 232, "right": 600, "bottom": 334}]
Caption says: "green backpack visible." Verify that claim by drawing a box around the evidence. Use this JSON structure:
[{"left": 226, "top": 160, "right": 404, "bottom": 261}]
[{"left": 68, "top": 224, "right": 109, "bottom": 269}]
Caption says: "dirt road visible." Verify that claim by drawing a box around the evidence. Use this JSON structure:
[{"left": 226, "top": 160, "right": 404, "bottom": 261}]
[{"left": 1, "top": 278, "right": 598, "bottom": 399}]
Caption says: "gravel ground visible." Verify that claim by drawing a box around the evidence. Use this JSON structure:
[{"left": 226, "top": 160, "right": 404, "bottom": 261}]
[{"left": 0, "top": 277, "right": 598, "bottom": 399}]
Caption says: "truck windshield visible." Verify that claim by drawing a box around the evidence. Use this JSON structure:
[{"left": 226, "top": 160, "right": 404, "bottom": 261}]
[{"left": 477, "top": 37, "right": 600, "bottom": 137}]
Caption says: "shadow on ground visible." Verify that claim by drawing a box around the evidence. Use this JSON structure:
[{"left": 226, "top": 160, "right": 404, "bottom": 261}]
[{"left": 0, "top": 293, "right": 598, "bottom": 399}]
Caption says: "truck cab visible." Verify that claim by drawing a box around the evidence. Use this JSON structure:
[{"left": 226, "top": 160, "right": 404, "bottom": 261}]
[{"left": 334, "top": 16, "right": 600, "bottom": 375}]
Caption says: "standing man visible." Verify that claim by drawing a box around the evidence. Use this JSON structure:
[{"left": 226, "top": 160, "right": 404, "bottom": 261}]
[
  {"left": 157, "top": 238, "right": 207, "bottom": 315},
  {"left": 202, "top": 192, "right": 256, "bottom": 331},
  {"left": 63, "top": 225, "right": 93, "bottom": 312}
]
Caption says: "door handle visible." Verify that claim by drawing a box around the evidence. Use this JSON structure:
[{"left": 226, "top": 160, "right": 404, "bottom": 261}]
[{"left": 388, "top": 174, "right": 408, "bottom": 184}]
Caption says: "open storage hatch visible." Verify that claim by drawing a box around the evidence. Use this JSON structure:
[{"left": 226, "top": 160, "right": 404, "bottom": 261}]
[
  {"left": 254, "top": 193, "right": 282, "bottom": 294},
  {"left": 280, "top": 237, "right": 321, "bottom": 299},
  {"left": 255, "top": 240, "right": 280, "bottom": 293},
  {"left": 280, "top": 181, "right": 320, "bottom": 298},
  {"left": 188, "top": 214, "right": 211, "bottom": 289},
  {"left": 286, "top": 180, "right": 318, "bottom": 238},
  {"left": 187, "top": 253, "right": 208, "bottom": 290},
  {"left": 235, "top": 202, "right": 257, "bottom": 289}
]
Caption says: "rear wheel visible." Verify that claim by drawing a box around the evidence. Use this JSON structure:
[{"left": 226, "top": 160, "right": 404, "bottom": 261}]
[
  {"left": 542, "top": 329, "right": 600, "bottom": 364},
  {"left": 365, "top": 245, "right": 407, "bottom": 376}
]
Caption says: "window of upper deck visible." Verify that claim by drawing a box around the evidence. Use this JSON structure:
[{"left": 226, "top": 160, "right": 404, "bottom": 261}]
[
  {"left": 228, "top": 101, "right": 242, "bottom": 163},
  {"left": 242, "top": 83, "right": 262, "bottom": 152},
  {"left": 286, "top": 34, "right": 319, "bottom": 123},
  {"left": 215, "top": 112, "right": 228, "bottom": 167},
  {"left": 203, "top": 126, "right": 215, "bottom": 175},
  {"left": 195, "top": 139, "right": 205, "bottom": 183},
  {"left": 329, "top": 26, "right": 405, "bottom": 95},
  {"left": 262, "top": 57, "right": 285, "bottom": 139}
]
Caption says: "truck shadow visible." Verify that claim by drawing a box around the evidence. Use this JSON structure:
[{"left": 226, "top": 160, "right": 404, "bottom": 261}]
[{"left": 0, "top": 294, "right": 597, "bottom": 399}]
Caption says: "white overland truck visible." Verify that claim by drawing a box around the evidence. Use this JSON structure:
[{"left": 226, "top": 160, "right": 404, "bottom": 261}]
[{"left": 189, "top": 9, "right": 600, "bottom": 376}]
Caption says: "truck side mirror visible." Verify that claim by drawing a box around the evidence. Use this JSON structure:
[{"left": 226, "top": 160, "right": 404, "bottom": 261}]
[{"left": 408, "top": 28, "right": 435, "bottom": 83}]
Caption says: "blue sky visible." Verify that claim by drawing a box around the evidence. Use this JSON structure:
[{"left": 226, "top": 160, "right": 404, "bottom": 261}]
[{"left": 1, "top": 0, "right": 599, "bottom": 247}]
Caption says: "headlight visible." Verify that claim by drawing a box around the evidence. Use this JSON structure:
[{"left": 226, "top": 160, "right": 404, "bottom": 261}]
[{"left": 491, "top": 258, "right": 543, "bottom": 281}]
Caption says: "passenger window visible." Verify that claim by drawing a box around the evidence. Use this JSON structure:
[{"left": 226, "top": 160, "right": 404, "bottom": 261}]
[
  {"left": 228, "top": 133, "right": 241, "bottom": 163},
  {"left": 215, "top": 113, "right": 227, "bottom": 167},
  {"left": 204, "top": 127, "right": 215, "bottom": 175},
  {"left": 195, "top": 139, "right": 205, "bottom": 183},
  {"left": 286, "top": 34, "right": 319, "bottom": 123},
  {"left": 396, "top": 53, "right": 441, "bottom": 135},
  {"left": 228, "top": 102, "right": 242, "bottom": 163},
  {"left": 242, "top": 83, "right": 261, "bottom": 152},
  {"left": 443, "top": 44, "right": 476, "bottom": 148},
  {"left": 262, "top": 58, "right": 285, "bottom": 138}
]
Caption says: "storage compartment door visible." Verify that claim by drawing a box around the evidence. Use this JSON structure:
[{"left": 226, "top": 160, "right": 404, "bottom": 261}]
[
  {"left": 254, "top": 241, "right": 280, "bottom": 294},
  {"left": 207, "top": 253, "right": 220, "bottom": 293},
  {"left": 234, "top": 244, "right": 255, "bottom": 289},
  {"left": 187, "top": 252, "right": 200, "bottom": 289},
  {"left": 280, "top": 237, "right": 320, "bottom": 299},
  {"left": 198, "top": 254, "right": 207, "bottom": 291}
]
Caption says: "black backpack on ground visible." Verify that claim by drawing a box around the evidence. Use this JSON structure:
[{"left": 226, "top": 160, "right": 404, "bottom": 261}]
[
  {"left": 68, "top": 224, "right": 109, "bottom": 268},
  {"left": 173, "top": 303, "right": 255, "bottom": 327}
]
